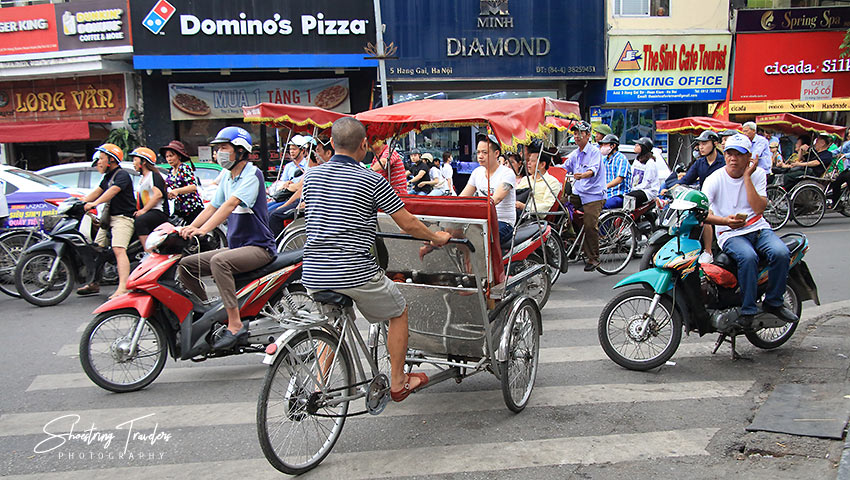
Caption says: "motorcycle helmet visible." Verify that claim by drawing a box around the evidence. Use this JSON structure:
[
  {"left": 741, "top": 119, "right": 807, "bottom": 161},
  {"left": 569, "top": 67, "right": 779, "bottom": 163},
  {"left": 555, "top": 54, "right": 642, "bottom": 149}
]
[
  {"left": 635, "top": 137, "right": 654, "bottom": 156},
  {"left": 600, "top": 134, "right": 620, "bottom": 146},
  {"left": 211, "top": 126, "right": 253, "bottom": 153},
  {"left": 128, "top": 147, "right": 158, "bottom": 166},
  {"left": 670, "top": 188, "right": 709, "bottom": 220},
  {"left": 92, "top": 143, "right": 124, "bottom": 166}
]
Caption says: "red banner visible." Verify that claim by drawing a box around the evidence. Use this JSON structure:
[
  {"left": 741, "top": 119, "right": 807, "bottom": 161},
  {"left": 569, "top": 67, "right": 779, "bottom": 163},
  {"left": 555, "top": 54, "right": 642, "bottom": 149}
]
[
  {"left": 732, "top": 31, "right": 850, "bottom": 102},
  {"left": 0, "top": 3, "right": 58, "bottom": 56},
  {"left": 0, "top": 75, "right": 126, "bottom": 123}
]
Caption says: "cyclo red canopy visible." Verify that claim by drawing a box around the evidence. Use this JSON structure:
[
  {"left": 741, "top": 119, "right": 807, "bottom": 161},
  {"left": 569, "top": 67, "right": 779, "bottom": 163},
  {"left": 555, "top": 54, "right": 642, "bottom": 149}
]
[
  {"left": 242, "top": 103, "right": 352, "bottom": 133},
  {"left": 655, "top": 117, "right": 743, "bottom": 136},
  {"left": 355, "top": 97, "right": 581, "bottom": 151},
  {"left": 755, "top": 113, "right": 845, "bottom": 138}
]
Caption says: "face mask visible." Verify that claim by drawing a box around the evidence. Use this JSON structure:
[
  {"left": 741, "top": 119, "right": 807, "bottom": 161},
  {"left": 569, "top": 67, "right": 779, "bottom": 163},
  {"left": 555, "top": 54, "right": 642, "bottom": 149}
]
[
  {"left": 599, "top": 145, "right": 613, "bottom": 156},
  {"left": 217, "top": 151, "right": 236, "bottom": 170}
]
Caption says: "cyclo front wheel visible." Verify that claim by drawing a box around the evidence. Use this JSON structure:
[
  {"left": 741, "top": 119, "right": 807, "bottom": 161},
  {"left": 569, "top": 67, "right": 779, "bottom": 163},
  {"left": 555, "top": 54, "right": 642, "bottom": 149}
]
[
  {"left": 598, "top": 287, "right": 682, "bottom": 371},
  {"left": 765, "top": 185, "right": 790, "bottom": 230},
  {"left": 499, "top": 297, "right": 541, "bottom": 413},
  {"left": 257, "top": 329, "right": 353, "bottom": 475}
]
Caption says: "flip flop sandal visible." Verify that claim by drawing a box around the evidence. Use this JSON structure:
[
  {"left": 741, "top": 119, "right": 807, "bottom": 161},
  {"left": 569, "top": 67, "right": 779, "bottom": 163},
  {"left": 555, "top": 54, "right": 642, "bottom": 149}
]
[
  {"left": 390, "top": 372, "right": 429, "bottom": 403},
  {"left": 76, "top": 284, "right": 100, "bottom": 296}
]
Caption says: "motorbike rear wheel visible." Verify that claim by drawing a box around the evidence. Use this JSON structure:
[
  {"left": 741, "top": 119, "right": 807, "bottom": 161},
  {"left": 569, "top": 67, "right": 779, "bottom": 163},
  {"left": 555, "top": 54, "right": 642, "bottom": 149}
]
[
  {"left": 257, "top": 329, "right": 352, "bottom": 475},
  {"left": 598, "top": 287, "right": 682, "bottom": 371},
  {"left": 79, "top": 309, "right": 168, "bottom": 392},
  {"left": 15, "top": 251, "right": 75, "bottom": 307},
  {"left": 745, "top": 283, "right": 801, "bottom": 349}
]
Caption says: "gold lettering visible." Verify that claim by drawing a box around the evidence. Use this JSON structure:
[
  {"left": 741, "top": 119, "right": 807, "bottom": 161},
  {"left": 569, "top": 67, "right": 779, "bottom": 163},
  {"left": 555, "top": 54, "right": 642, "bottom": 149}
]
[
  {"left": 83, "top": 85, "right": 98, "bottom": 109},
  {"left": 37, "top": 92, "right": 52, "bottom": 112},
  {"left": 96, "top": 88, "right": 114, "bottom": 108},
  {"left": 54, "top": 92, "right": 66, "bottom": 111},
  {"left": 70, "top": 90, "right": 84, "bottom": 109},
  {"left": 14, "top": 93, "right": 26, "bottom": 113},
  {"left": 25, "top": 93, "right": 38, "bottom": 112}
]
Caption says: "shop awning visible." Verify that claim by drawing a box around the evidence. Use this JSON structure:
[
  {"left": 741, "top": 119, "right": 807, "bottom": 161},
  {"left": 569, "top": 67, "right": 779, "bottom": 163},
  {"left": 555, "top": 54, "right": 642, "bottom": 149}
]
[
  {"left": 754, "top": 113, "right": 845, "bottom": 138},
  {"left": 655, "top": 117, "right": 743, "bottom": 136},
  {"left": 0, "top": 121, "right": 91, "bottom": 143}
]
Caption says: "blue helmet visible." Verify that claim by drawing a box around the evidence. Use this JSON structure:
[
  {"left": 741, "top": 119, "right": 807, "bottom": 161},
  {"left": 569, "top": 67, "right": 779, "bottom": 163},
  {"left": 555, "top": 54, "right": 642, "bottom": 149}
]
[{"left": 211, "top": 126, "right": 252, "bottom": 153}]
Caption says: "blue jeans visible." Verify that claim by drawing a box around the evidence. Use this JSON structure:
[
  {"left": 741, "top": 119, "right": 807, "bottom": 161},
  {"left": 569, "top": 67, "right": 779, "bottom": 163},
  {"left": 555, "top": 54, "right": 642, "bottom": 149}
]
[
  {"left": 604, "top": 195, "right": 624, "bottom": 209},
  {"left": 722, "top": 229, "right": 790, "bottom": 315},
  {"left": 498, "top": 221, "right": 514, "bottom": 244},
  {"left": 428, "top": 188, "right": 449, "bottom": 196}
]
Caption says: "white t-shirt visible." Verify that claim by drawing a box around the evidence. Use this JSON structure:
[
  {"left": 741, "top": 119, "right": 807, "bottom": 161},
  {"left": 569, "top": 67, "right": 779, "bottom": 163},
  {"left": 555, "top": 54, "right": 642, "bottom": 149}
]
[
  {"left": 468, "top": 164, "right": 516, "bottom": 225},
  {"left": 139, "top": 172, "right": 164, "bottom": 211},
  {"left": 630, "top": 159, "right": 660, "bottom": 200},
  {"left": 440, "top": 163, "right": 455, "bottom": 193},
  {"left": 702, "top": 167, "right": 771, "bottom": 248},
  {"left": 429, "top": 165, "right": 448, "bottom": 190},
  {"left": 653, "top": 149, "right": 671, "bottom": 181}
]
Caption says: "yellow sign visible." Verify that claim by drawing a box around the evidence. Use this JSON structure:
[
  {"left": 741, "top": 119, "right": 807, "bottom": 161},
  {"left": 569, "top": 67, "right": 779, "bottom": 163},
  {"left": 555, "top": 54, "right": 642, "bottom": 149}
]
[{"left": 729, "top": 97, "right": 850, "bottom": 114}]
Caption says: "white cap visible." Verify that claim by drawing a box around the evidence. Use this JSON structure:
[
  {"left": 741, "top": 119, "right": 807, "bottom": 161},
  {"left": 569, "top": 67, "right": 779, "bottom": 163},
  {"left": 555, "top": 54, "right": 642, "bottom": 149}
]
[
  {"left": 724, "top": 133, "right": 752, "bottom": 154},
  {"left": 288, "top": 134, "right": 316, "bottom": 148}
]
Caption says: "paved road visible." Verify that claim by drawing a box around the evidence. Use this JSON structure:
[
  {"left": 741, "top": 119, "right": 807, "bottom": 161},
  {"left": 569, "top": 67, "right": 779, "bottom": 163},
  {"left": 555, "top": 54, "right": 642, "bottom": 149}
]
[{"left": 1, "top": 215, "right": 849, "bottom": 479}]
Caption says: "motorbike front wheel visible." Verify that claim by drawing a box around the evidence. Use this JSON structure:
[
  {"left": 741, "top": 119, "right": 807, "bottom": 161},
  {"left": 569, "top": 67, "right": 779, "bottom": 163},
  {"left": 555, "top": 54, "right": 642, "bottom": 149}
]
[
  {"left": 15, "top": 251, "right": 75, "bottom": 307},
  {"left": 79, "top": 309, "right": 168, "bottom": 392},
  {"left": 598, "top": 287, "right": 682, "bottom": 371}
]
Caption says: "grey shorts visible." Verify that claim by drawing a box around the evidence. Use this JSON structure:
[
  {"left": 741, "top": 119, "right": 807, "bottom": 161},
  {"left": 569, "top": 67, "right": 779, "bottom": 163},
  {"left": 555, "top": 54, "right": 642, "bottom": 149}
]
[{"left": 308, "top": 270, "right": 407, "bottom": 324}]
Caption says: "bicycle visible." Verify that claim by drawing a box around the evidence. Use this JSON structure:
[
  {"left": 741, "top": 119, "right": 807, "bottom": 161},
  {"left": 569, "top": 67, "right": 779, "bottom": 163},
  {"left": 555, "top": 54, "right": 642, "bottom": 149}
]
[{"left": 0, "top": 225, "right": 47, "bottom": 298}]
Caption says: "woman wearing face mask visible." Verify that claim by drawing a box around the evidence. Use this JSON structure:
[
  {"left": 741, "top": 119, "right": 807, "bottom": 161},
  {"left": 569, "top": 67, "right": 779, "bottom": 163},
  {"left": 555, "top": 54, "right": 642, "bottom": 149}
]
[{"left": 599, "top": 134, "right": 631, "bottom": 209}]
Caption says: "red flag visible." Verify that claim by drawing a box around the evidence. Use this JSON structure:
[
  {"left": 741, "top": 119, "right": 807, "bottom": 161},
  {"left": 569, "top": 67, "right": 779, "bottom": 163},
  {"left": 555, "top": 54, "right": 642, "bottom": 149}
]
[{"left": 712, "top": 95, "right": 729, "bottom": 121}]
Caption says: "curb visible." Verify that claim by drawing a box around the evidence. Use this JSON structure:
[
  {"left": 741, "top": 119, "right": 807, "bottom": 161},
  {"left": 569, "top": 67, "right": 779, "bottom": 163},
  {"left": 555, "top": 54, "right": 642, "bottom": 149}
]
[
  {"left": 813, "top": 301, "right": 850, "bottom": 480},
  {"left": 840, "top": 433, "right": 850, "bottom": 480}
]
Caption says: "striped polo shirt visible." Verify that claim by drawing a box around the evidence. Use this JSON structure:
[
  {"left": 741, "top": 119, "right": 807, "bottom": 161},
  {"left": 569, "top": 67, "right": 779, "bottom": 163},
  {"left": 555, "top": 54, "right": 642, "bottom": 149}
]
[{"left": 302, "top": 154, "right": 405, "bottom": 289}]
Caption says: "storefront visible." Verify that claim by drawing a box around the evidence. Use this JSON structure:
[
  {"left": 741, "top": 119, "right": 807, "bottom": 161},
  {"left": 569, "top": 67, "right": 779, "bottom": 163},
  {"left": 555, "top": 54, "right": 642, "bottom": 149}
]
[
  {"left": 595, "top": 33, "right": 732, "bottom": 162},
  {"left": 380, "top": 0, "right": 605, "bottom": 162},
  {"left": 129, "top": 0, "right": 377, "bottom": 175},
  {"left": 730, "top": 6, "right": 850, "bottom": 127},
  {"left": 0, "top": 0, "right": 136, "bottom": 170}
]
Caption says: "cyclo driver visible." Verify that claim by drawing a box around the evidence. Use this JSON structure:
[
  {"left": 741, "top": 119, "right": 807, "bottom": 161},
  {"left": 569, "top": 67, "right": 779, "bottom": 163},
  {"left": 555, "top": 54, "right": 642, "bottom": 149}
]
[
  {"left": 301, "top": 118, "right": 451, "bottom": 402},
  {"left": 178, "top": 127, "right": 277, "bottom": 350}
]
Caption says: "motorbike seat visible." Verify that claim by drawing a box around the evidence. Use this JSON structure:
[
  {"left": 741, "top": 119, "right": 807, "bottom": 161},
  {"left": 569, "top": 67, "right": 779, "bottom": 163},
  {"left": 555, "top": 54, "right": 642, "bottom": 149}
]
[
  {"left": 233, "top": 249, "right": 303, "bottom": 287},
  {"left": 501, "top": 222, "right": 542, "bottom": 251},
  {"left": 311, "top": 290, "right": 354, "bottom": 308},
  {"left": 782, "top": 235, "right": 804, "bottom": 255}
]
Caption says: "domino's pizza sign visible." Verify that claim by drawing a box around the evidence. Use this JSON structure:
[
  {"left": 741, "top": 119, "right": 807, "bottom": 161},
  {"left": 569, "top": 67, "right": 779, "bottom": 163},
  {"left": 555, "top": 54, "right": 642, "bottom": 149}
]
[
  {"left": 130, "top": 0, "right": 377, "bottom": 69},
  {"left": 142, "top": 0, "right": 175, "bottom": 35}
]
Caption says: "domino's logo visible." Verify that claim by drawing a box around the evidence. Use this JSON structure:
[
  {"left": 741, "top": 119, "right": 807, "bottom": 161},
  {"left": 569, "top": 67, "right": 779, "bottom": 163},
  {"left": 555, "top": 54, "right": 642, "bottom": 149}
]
[{"left": 142, "top": 0, "right": 175, "bottom": 35}]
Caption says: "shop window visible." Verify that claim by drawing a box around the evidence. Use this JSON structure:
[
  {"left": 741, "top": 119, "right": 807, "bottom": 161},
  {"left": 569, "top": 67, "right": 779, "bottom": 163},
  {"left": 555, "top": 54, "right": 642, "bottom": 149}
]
[{"left": 614, "top": 0, "right": 670, "bottom": 16}]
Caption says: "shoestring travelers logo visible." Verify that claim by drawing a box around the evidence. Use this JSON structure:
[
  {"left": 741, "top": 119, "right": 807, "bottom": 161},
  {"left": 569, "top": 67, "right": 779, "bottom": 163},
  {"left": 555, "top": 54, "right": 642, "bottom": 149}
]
[
  {"left": 143, "top": 0, "right": 176, "bottom": 35},
  {"left": 33, "top": 413, "right": 173, "bottom": 463},
  {"left": 614, "top": 41, "right": 642, "bottom": 71}
]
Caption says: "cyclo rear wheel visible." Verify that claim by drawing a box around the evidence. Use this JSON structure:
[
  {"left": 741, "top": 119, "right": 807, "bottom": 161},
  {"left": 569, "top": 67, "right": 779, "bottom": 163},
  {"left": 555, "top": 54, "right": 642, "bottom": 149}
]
[
  {"left": 257, "top": 329, "right": 353, "bottom": 475},
  {"left": 499, "top": 297, "right": 541, "bottom": 413},
  {"left": 597, "top": 211, "right": 638, "bottom": 276},
  {"left": 790, "top": 183, "right": 825, "bottom": 227}
]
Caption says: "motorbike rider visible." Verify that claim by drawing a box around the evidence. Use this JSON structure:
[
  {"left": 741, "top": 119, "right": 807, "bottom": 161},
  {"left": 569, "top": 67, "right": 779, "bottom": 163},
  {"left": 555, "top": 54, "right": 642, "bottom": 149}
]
[
  {"left": 701, "top": 133, "right": 799, "bottom": 329},
  {"left": 178, "top": 127, "right": 277, "bottom": 350},
  {"left": 301, "top": 117, "right": 451, "bottom": 401},
  {"left": 600, "top": 134, "right": 631, "bottom": 209},
  {"left": 662, "top": 130, "right": 725, "bottom": 264},
  {"left": 78, "top": 143, "right": 136, "bottom": 298},
  {"left": 130, "top": 147, "right": 170, "bottom": 253}
]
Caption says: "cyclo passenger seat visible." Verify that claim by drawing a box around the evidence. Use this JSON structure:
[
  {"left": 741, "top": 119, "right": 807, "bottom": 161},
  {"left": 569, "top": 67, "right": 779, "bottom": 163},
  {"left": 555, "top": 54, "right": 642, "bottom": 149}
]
[
  {"left": 311, "top": 290, "right": 354, "bottom": 308},
  {"left": 501, "top": 222, "right": 542, "bottom": 252}
]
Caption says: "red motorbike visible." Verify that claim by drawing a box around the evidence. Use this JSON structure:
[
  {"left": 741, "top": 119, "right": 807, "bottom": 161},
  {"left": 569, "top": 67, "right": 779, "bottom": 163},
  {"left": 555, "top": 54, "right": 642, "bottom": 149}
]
[{"left": 79, "top": 224, "right": 312, "bottom": 393}]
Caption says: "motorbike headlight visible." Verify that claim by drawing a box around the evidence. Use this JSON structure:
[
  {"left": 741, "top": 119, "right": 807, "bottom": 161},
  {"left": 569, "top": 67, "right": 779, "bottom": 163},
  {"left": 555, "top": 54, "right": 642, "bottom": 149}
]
[{"left": 145, "top": 230, "right": 169, "bottom": 251}]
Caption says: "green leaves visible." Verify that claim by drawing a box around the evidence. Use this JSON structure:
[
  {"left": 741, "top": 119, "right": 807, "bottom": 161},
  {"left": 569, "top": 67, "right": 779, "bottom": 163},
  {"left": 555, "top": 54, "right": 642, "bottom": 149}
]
[{"left": 105, "top": 127, "right": 140, "bottom": 153}]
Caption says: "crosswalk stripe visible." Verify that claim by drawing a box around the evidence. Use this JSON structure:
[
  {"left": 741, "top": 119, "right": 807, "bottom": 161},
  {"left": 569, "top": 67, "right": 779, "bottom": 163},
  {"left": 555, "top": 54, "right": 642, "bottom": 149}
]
[
  {"left": 1, "top": 427, "right": 719, "bottom": 480},
  {"left": 62, "top": 317, "right": 601, "bottom": 357},
  {"left": 30, "top": 340, "right": 718, "bottom": 391},
  {"left": 1, "top": 380, "right": 752, "bottom": 437}
]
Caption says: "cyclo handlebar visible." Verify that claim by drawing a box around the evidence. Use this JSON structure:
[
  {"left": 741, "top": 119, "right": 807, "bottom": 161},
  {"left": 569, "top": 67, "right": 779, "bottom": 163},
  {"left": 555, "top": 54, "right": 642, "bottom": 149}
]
[{"left": 376, "top": 231, "right": 476, "bottom": 252}]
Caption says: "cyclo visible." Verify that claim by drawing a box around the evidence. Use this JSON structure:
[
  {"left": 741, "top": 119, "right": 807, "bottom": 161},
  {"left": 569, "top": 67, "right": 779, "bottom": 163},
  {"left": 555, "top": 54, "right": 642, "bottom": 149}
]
[{"left": 249, "top": 98, "right": 578, "bottom": 475}]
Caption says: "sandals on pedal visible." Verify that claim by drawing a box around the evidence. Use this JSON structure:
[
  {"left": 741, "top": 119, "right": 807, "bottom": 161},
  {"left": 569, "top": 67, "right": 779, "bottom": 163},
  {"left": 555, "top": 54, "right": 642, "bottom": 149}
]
[{"left": 390, "top": 372, "right": 429, "bottom": 402}]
